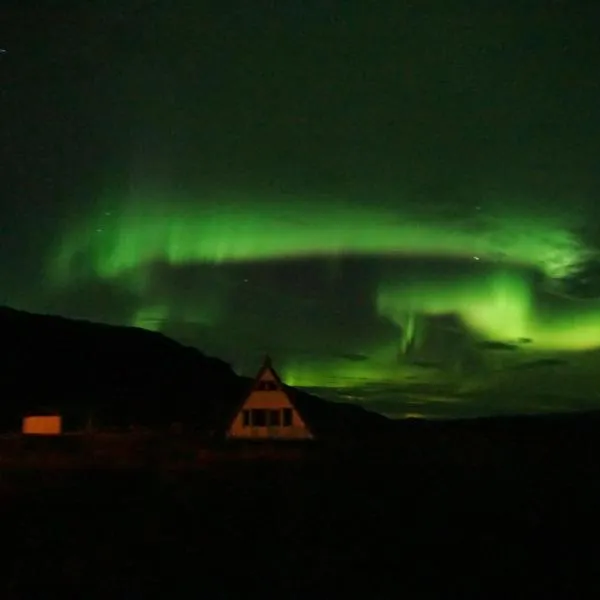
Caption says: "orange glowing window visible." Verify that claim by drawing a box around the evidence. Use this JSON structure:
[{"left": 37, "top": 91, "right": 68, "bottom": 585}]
[{"left": 22, "top": 415, "right": 62, "bottom": 435}]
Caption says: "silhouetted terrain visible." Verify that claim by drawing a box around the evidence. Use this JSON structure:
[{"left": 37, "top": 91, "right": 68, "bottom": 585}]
[
  {"left": 2, "top": 306, "right": 600, "bottom": 596},
  {"left": 1, "top": 448, "right": 599, "bottom": 597},
  {"left": 0, "top": 306, "right": 390, "bottom": 436}
]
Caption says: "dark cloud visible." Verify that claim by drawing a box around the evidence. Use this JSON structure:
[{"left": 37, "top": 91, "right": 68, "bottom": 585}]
[
  {"left": 182, "top": 259, "right": 397, "bottom": 373},
  {"left": 41, "top": 279, "right": 140, "bottom": 326},
  {"left": 478, "top": 341, "right": 520, "bottom": 351},
  {"left": 512, "top": 358, "right": 569, "bottom": 370},
  {"left": 403, "top": 313, "right": 482, "bottom": 365},
  {"left": 339, "top": 353, "right": 369, "bottom": 362},
  {"left": 558, "top": 259, "right": 600, "bottom": 299},
  {"left": 411, "top": 361, "right": 442, "bottom": 369}
]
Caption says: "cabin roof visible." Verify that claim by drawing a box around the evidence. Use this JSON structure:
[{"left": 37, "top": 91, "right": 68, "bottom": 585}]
[{"left": 225, "top": 355, "right": 316, "bottom": 437}]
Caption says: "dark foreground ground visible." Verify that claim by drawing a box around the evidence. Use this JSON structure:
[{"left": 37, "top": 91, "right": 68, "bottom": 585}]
[{"left": 1, "top": 437, "right": 600, "bottom": 600}]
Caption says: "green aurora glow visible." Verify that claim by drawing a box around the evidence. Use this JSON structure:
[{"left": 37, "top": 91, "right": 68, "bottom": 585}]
[
  {"left": 44, "top": 189, "right": 600, "bottom": 416},
  {"left": 378, "top": 266, "right": 600, "bottom": 352},
  {"left": 5, "top": 0, "right": 599, "bottom": 419},
  {"left": 50, "top": 190, "right": 590, "bottom": 283}
]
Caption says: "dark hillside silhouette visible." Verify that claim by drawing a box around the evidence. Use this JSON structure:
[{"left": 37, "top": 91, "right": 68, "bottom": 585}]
[
  {"left": 2, "top": 308, "right": 600, "bottom": 595},
  {"left": 0, "top": 306, "right": 390, "bottom": 436}
]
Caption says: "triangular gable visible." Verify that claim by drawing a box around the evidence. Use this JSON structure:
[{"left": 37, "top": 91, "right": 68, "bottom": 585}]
[
  {"left": 250, "top": 355, "right": 283, "bottom": 389},
  {"left": 256, "top": 366, "right": 278, "bottom": 383},
  {"left": 226, "top": 356, "right": 314, "bottom": 440}
]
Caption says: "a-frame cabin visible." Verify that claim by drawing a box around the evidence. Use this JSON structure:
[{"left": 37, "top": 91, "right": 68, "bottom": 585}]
[{"left": 226, "top": 356, "right": 314, "bottom": 440}]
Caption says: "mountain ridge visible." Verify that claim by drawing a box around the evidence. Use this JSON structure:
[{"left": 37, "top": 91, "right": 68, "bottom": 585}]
[{"left": 0, "top": 306, "right": 391, "bottom": 436}]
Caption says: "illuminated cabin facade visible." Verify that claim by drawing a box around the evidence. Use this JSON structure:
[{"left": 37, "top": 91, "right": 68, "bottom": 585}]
[
  {"left": 226, "top": 356, "right": 314, "bottom": 441},
  {"left": 22, "top": 413, "right": 62, "bottom": 435}
]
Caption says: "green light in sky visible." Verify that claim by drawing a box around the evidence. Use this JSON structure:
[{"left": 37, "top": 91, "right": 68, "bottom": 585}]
[
  {"left": 377, "top": 268, "right": 600, "bottom": 352},
  {"left": 281, "top": 342, "right": 452, "bottom": 389},
  {"left": 282, "top": 355, "right": 393, "bottom": 389},
  {"left": 50, "top": 190, "right": 589, "bottom": 284},
  {"left": 378, "top": 268, "right": 533, "bottom": 341},
  {"left": 48, "top": 188, "right": 600, "bottom": 373},
  {"left": 132, "top": 305, "right": 170, "bottom": 331}
]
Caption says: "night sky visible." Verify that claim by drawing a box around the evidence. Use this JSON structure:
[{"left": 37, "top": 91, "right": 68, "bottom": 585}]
[{"left": 2, "top": 1, "right": 600, "bottom": 418}]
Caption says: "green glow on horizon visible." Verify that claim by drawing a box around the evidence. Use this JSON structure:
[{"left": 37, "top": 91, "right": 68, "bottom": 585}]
[
  {"left": 132, "top": 305, "right": 170, "bottom": 331},
  {"left": 50, "top": 190, "right": 590, "bottom": 284},
  {"left": 132, "top": 293, "right": 224, "bottom": 333},
  {"left": 281, "top": 343, "right": 455, "bottom": 389},
  {"left": 282, "top": 356, "right": 394, "bottom": 389}
]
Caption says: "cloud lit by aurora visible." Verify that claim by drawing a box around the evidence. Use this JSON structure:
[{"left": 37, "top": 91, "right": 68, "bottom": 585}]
[{"left": 40, "top": 186, "right": 600, "bottom": 418}]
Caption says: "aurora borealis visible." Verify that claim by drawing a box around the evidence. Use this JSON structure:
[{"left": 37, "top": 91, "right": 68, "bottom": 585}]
[
  {"left": 3, "top": 1, "right": 600, "bottom": 417},
  {"left": 51, "top": 191, "right": 589, "bottom": 281}
]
